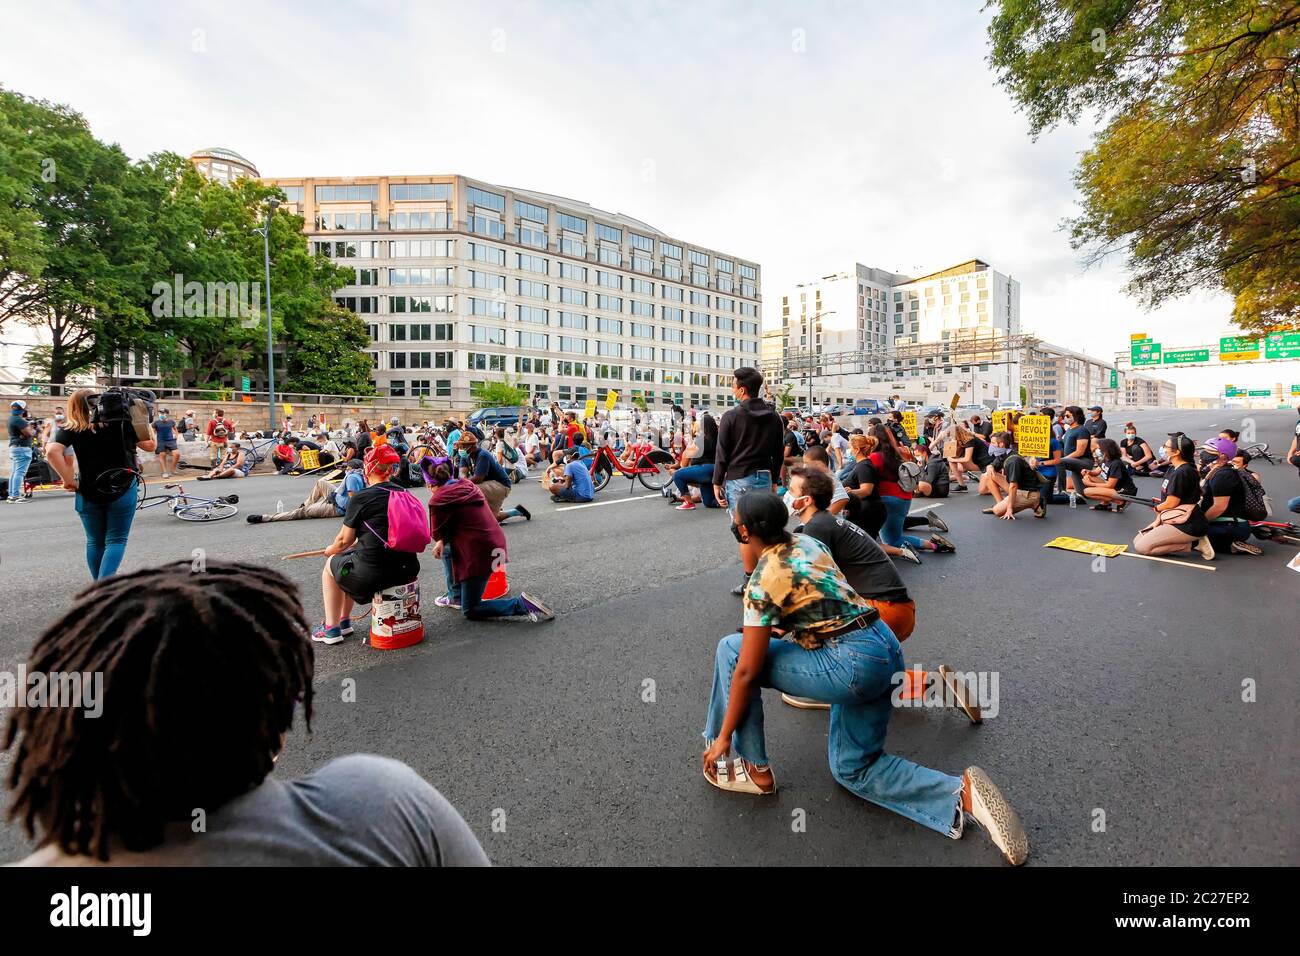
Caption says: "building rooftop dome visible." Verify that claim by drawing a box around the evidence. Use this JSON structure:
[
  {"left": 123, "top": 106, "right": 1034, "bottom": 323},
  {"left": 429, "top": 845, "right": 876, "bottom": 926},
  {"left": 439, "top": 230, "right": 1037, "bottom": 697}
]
[{"left": 189, "top": 147, "right": 259, "bottom": 175}]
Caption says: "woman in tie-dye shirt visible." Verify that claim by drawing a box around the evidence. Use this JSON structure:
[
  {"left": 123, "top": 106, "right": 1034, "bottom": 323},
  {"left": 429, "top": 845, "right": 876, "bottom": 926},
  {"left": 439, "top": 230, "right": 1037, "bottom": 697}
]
[{"left": 699, "top": 489, "right": 1030, "bottom": 865}]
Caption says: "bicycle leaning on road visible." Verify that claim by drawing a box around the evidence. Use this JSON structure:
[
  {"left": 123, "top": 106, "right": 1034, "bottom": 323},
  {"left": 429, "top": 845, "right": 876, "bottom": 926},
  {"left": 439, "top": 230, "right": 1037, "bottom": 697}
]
[{"left": 95, "top": 468, "right": 240, "bottom": 522}]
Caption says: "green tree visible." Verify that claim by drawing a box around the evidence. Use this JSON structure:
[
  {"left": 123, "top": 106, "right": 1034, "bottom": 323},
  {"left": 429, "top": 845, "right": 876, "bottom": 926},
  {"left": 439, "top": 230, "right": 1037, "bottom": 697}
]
[
  {"left": 986, "top": 0, "right": 1300, "bottom": 333},
  {"left": 775, "top": 381, "right": 796, "bottom": 408},
  {"left": 0, "top": 90, "right": 160, "bottom": 384},
  {"left": 470, "top": 376, "right": 529, "bottom": 407}
]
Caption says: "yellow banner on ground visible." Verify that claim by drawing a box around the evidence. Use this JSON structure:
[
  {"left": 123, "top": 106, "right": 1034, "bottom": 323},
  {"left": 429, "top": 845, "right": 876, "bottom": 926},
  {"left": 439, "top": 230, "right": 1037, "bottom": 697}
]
[
  {"left": 1044, "top": 536, "right": 1127, "bottom": 558},
  {"left": 1017, "top": 414, "right": 1052, "bottom": 458},
  {"left": 901, "top": 410, "right": 917, "bottom": 440},
  {"left": 605, "top": 390, "right": 619, "bottom": 411},
  {"left": 584, "top": 399, "right": 597, "bottom": 420}
]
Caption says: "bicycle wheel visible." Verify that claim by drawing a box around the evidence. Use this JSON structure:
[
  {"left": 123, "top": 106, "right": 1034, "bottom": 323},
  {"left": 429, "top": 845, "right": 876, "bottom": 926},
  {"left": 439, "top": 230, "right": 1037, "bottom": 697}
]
[
  {"left": 592, "top": 466, "right": 612, "bottom": 492},
  {"left": 638, "top": 450, "right": 676, "bottom": 491},
  {"left": 176, "top": 501, "right": 238, "bottom": 522}
]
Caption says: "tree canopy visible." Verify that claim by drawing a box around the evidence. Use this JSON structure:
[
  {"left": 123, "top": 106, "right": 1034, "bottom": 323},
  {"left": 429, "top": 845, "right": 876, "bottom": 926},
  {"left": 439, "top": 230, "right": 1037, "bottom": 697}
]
[{"left": 986, "top": 0, "right": 1300, "bottom": 333}]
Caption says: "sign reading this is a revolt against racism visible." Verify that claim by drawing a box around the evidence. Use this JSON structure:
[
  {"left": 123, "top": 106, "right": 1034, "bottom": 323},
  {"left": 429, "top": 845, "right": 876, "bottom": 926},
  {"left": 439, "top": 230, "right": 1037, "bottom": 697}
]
[{"left": 1016, "top": 414, "right": 1052, "bottom": 458}]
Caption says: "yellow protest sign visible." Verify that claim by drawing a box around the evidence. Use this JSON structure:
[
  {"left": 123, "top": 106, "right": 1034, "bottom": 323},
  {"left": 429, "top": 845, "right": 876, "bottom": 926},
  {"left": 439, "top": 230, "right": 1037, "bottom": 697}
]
[
  {"left": 1044, "top": 537, "right": 1127, "bottom": 558},
  {"left": 992, "top": 410, "right": 1010, "bottom": 433},
  {"left": 901, "top": 410, "right": 917, "bottom": 440},
  {"left": 1017, "top": 414, "right": 1052, "bottom": 458},
  {"left": 949, "top": 393, "right": 961, "bottom": 410},
  {"left": 605, "top": 390, "right": 619, "bottom": 411},
  {"left": 584, "top": 399, "right": 597, "bottom": 420},
  {"left": 283, "top": 403, "right": 293, "bottom": 418}
]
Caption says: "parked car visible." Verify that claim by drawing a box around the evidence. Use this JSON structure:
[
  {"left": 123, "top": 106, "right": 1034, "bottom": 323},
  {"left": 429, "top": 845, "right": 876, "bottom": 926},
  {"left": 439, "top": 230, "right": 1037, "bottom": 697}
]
[
  {"left": 468, "top": 405, "right": 535, "bottom": 429},
  {"left": 850, "top": 398, "right": 885, "bottom": 416}
]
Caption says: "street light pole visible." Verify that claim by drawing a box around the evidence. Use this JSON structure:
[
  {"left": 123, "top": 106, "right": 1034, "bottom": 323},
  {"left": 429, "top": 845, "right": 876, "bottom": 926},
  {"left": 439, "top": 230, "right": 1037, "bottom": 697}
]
[{"left": 260, "top": 198, "right": 280, "bottom": 434}]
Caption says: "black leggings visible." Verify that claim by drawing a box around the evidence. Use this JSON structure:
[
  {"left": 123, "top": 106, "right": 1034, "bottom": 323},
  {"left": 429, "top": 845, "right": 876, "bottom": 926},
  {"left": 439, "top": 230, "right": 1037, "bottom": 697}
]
[{"left": 1058, "top": 456, "right": 1091, "bottom": 492}]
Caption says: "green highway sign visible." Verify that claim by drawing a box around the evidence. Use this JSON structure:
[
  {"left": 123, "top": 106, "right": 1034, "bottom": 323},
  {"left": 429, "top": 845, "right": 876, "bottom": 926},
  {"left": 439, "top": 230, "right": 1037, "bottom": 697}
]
[
  {"left": 1225, "top": 387, "right": 1246, "bottom": 397},
  {"left": 1162, "top": 348, "right": 1210, "bottom": 365},
  {"left": 1131, "top": 341, "right": 1161, "bottom": 366},
  {"left": 1247, "top": 389, "right": 1272, "bottom": 397},
  {"left": 241, "top": 375, "right": 251, "bottom": 392},
  {"left": 1109, "top": 369, "right": 1118, "bottom": 389},
  {"left": 1220, "top": 335, "right": 1260, "bottom": 361},
  {"left": 1264, "top": 332, "right": 1300, "bottom": 360}
]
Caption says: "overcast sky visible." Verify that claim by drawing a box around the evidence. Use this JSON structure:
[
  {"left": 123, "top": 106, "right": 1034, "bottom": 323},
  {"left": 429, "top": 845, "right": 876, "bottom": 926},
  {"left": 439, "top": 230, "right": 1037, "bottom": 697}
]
[{"left": 4, "top": 0, "right": 1295, "bottom": 396}]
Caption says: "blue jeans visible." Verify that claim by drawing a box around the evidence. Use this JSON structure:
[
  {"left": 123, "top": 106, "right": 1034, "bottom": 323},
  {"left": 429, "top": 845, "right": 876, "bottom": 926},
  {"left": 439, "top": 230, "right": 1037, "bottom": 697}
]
[
  {"left": 1288, "top": 495, "right": 1300, "bottom": 514},
  {"left": 75, "top": 490, "right": 138, "bottom": 579},
  {"left": 880, "top": 495, "right": 926, "bottom": 550},
  {"left": 673, "top": 464, "right": 719, "bottom": 507},
  {"left": 1206, "top": 519, "right": 1251, "bottom": 551},
  {"left": 703, "top": 622, "right": 962, "bottom": 836},
  {"left": 457, "top": 574, "right": 528, "bottom": 620},
  {"left": 836, "top": 459, "right": 856, "bottom": 483},
  {"left": 8, "top": 446, "right": 32, "bottom": 499},
  {"left": 723, "top": 470, "right": 772, "bottom": 518}
]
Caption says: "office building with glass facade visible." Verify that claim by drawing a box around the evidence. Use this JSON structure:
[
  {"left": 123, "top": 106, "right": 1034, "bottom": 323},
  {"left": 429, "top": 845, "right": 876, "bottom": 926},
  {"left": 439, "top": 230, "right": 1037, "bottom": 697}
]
[{"left": 263, "top": 173, "right": 761, "bottom": 409}]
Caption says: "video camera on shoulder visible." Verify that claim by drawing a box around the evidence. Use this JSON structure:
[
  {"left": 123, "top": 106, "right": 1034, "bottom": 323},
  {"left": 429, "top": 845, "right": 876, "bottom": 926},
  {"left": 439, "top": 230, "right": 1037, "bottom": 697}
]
[{"left": 89, "top": 386, "right": 156, "bottom": 441}]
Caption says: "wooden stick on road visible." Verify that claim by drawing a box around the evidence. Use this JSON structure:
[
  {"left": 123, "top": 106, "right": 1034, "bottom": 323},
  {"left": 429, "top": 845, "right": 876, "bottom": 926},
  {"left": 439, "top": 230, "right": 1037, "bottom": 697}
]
[
  {"left": 1117, "top": 551, "right": 1217, "bottom": 572},
  {"left": 281, "top": 548, "right": 328, "bottom": 561}
]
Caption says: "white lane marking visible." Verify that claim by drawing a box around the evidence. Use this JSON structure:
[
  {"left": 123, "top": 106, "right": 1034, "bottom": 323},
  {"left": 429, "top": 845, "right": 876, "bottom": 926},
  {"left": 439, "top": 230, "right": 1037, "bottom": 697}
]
[
  {"left": 908, "top": 502, "right": 946, "bottom": 514},
  {"left": 555, "top": 493, "right": 662, "bottom": 511}
]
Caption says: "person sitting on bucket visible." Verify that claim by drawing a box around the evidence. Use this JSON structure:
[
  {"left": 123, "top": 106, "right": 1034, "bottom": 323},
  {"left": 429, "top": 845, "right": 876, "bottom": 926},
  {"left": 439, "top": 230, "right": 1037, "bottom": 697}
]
[{"left": 313, "top": 445, "right": 421, "bottom": 645}]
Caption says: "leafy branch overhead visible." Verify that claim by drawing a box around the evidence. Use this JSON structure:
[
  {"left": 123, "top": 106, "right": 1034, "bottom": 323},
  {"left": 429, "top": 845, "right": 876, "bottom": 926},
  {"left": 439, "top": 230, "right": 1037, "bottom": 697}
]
[{"left": 986, "top": 0, "right": 1300, "bottom": 332}]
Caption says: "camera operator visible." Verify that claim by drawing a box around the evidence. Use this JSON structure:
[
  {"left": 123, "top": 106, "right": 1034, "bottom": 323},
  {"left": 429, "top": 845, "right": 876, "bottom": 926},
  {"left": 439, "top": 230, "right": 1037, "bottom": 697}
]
[{"left": 46, "top": 388, "right": 156, "bottom": 580}]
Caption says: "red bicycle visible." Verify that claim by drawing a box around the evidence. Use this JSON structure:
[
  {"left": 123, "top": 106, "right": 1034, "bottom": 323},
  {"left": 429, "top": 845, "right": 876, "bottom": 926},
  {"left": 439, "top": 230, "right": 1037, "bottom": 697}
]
[{"left": 588, "top": 444, "right": 676, "bottom": 493}]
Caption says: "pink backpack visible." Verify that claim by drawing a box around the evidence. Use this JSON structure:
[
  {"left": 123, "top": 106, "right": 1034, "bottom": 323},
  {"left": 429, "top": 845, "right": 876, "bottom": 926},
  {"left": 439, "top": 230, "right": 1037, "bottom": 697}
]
[{"left": 364, "top": 487, "right": 431, "bottom": 553}]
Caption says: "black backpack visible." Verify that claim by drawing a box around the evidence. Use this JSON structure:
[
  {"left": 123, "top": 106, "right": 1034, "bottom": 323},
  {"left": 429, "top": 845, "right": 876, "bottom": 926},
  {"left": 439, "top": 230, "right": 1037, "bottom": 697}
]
[{"left": 1238, "top": 469, "right": 1269, "bottom": 521}]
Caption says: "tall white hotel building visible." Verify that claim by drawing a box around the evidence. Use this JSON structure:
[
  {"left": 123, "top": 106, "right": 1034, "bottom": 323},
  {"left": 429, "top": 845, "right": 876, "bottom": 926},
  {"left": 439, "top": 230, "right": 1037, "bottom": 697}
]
[
  {"left": 264, "top": 173, "right": 762, "bottom": 409},
  {"left": 774, "top": 260, "right": 1022, "bottom": 406}
]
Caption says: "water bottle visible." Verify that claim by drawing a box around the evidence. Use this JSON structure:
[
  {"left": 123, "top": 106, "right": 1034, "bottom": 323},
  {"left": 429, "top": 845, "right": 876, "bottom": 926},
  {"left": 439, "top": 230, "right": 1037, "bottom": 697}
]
[{"left": 1069, "top": 490, "right": 1077, "bottom": 509}]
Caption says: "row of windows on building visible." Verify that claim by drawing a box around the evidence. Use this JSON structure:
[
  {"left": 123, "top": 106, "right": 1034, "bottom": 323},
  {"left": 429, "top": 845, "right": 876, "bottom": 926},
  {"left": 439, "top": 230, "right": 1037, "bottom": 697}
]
[
  {"left": 365, "top": 319, "right": 756, "bottom": 351},
  {"left": 383, "top": 374, "right": 734, "bottom": 410},
  {"left": 302, "top": 213, "right": 757, "bottom": 293},
  {"left": 368, "top": 343, "right": 743, "bottom": 376}
]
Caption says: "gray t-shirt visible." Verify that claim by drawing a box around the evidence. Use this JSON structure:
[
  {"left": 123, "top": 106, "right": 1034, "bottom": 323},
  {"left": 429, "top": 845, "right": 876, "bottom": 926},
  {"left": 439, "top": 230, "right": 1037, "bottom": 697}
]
[{"left": 12, "top": 754, "right": 489, "bottom": 867}]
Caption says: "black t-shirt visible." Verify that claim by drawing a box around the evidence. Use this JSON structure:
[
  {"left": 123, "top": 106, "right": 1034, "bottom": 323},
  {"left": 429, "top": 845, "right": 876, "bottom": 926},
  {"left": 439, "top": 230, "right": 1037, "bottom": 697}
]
[
  {"left": 8, "top": 412, "right": 33, "bottom": 448},
  {"left": 696, "top": 427, "right": 717, "bottom": 465},
  {"left": 1062, "top": 425, "right": 1092, "bottom": 459},
  {"left": 296, "top": 440, "right": 322, "bottom": 452},
  {"left": 354, "top": 431, "right": 372, "bottom": 455},
  {"left": 343, "top": 482, "right": 415, "bottom": 569},
  {"left": 1199, "top": 465, "right": 1246, "bottom": 520},
  {"left": 974, "top": 421, "right": 993, "bottom": 440},
  {"left": 782, "top": 432, "right": 803, "bottom": 459},
  {"left": 1086, "top": 417, "right": 1107, "bottom": 438},
  {"left": 53, "top": 421, "right": 138, "bottom": 504},
  {"left": 1099, "top": 458, "right": 1137, "bottom": 495},
  {"left": 963, "top": 437, "right": 993, "bottom": 469},
  {"left": 1159, "top": 463, "right": 1209, "bottom": 538},
  {"left": 845, "top": 457, "right": 884, "bottom": 524},
  {"left": 888, "top": 421, "right": 911, "bottom": 448},
  {"left": 1121, "top": 437, "right": 1148, "bottom": 462},
  {"left": 920, "top": 457, "right": 949, "bottom": 497},
  {"left": 799, "top": 511, "right": 910, "bottom": 604},
  {"left": 1002, "top": 453, "right": 1040, "bottom": 491}
]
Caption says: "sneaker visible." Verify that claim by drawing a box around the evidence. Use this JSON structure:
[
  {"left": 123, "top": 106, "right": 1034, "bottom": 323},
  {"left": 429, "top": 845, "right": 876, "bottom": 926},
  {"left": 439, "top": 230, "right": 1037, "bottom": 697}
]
[
  {"left": 519, "top": 592, "right": 555, "bottom": 622},
  {"left": 929, "top": 533, "right": 955, "bottom": 553},
  {"left": 896, "top": 545, "right": 922, "bottom": 565},
  {"left": 781, "top": 693, "right": 830, "bottom": 710},
  {"left": 731, "top": 580, "right": 748, "bottom": 596},
  {"left": 246, "top": 514, "right": 264, "bottom": 524},
  {"left": 938, "top": 665, "right": 982, "bottom": 724},
  {"left": 676, "top": 500, "right": 696, "bottom": 510},
  {"left": 311, "top": 623, "right": 344, "bottom": 645},
  {"left": 952, "top": 485, "right": 968, "bottom": 493},
  {"left": 1230, "top": 539, "right": 1263, "bottom": 556},
  {"left": 1033, "top": 500, "right": 1046, "bottom": 519},
  {"left": 1090, "top": 503, "right": 1113, "bottom": 511},
  {"left": 1195, "top": 536, "right": 1216, "bottom": 561},
  {"left": 515, "top": 503, "right": 532, "bottom": 521},
  {"left": 962, "top": 766, "right": 1030, "bottom": 866},
  {"left": 925, "top": 511, "right": 949, "bottom": 533},
  {"left": 434, "top": 595, "right": 461, "bottom": 610},
  {"left": 338, "top": 617, "right": 354, "bottom": 636}
]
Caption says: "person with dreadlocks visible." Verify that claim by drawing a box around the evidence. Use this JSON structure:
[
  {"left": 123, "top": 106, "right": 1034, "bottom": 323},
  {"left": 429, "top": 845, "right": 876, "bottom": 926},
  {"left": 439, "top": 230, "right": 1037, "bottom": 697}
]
[
  {"left": 314, "top": 444, "right": 422, "bottom": 645},
  {"left": 3, "top": 560, "right": 488, "bottom": 866}
]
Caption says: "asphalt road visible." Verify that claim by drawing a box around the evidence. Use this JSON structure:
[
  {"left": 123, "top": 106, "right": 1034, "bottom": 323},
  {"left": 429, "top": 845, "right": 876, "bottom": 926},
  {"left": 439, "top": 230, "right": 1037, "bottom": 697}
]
[{"left": 1, "top": 408, "right": 1297, "bottom": 866}]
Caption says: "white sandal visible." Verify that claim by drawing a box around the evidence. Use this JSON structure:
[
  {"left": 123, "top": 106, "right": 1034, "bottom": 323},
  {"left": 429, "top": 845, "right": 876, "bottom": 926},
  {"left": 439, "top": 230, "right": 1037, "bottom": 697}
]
[{"left": 704, "top": 757, "right": 776, "bottom": 795}]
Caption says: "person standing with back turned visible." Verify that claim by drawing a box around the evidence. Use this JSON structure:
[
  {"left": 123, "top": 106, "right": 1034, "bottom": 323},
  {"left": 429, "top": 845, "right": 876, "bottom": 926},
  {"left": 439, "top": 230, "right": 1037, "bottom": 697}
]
[{"left": 713, "top": 367, "right": 784, "bottom": 596}]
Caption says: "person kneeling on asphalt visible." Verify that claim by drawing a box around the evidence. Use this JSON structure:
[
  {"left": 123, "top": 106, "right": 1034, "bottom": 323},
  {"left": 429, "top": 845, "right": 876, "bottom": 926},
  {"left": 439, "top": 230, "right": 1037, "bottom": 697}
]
[
  {"left": 983, "top": 433, "right": 1047, "bottom": 520},
  {"left": 699, "top": 490, "right": 1028, "bottom": 865},
  {"left": 456, "top": 433, "right": 530, "bottom": 524},
  {"left": 3, "top": 559, "right": 489, "bottom": 866},
  {"left": 248, "top": 459, "right": 366, "bottom": 524},
  {"left": 422, "top": 456, "right": 555, "bottom": 622},
  {"left": 547, "top": 448, "right": 595, "bottom": 503}
]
